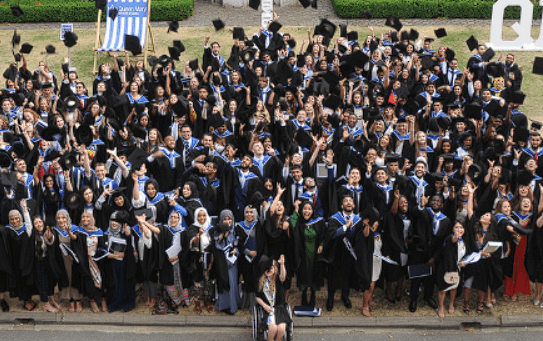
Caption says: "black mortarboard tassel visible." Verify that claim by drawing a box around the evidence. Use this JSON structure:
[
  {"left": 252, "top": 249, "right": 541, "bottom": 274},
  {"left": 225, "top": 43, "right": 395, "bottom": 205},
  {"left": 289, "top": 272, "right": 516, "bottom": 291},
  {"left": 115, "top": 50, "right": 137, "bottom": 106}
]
[
  {"left": 299, "top": 0, "right": 311, "bottom": 8},
  {"left": 481, "top": 47, "right": 495, "bottom": 62},
  {"left": 233, "top": 27, "right": 245, "bottom": 40},
  {"left": 12, "top": 30, "right": 20, "bottom": 48},
  {"left": 466, "top": 35, "right": 478, "bottom": 51},
  {"left": 124, "top": 35, "right": 142, "bottom": 56},
  {"left": 385, "top": 15, "right": 402, "bottom": 31},
  {"left": 434, "top": 28, "right": 447, "bottom": 38},
  {"left": 109, "top": 7, "right": 118, "bottom": 21},
  {"left": 168, "top": 20, "right": 179, "bottom": 33},
  {"left": 533, "top": 57, "right": 543, "bottom": 75},
  {"left": 212, "top": 19, "right": 225, "bottom": 31},
  {"left": 11, "top": 6, "right": 24, "bottom": 17},
  {"left": 63, "top": 31, "right": 78, "bottom": 48},
  {"left": 249, "top": 0, "right": 260, "bottom": 10}
]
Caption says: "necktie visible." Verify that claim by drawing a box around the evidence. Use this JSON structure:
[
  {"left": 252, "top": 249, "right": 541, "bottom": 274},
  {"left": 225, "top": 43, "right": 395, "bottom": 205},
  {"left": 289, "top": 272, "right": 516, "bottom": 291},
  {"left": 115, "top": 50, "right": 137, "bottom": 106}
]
[
  {"left": 99, "top": 179, "right": 104, "bottom": 193},
  {"left": 312, "top": 193, "right": 317, "bottom": 207}
]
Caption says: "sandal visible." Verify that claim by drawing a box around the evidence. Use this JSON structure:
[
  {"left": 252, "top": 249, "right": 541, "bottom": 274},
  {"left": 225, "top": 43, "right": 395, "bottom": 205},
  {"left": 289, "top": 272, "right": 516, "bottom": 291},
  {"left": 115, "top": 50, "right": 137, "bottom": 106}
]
[
  {"left": 463, "top": 300, "right": 470, "bottom": 314},
  {"left": 362, "top": 306, "right": 371, "bottom": 317},
  {"left": 194, "top": 301, "right": 202, "bottom": 315},
  {"left": 206, "top": 302, "right": 214, "bottom": 313},
  {"left": 477, "top": 302, "right": 484, "bottom": 314},
  {"left": 448, "top": 305, "right": 454, "bottom": 315},
  {"left": 437, "top": 306, "right": 445, "bottom": 318},
  {"left": 90, "top": 300, "right": 100, "bottom": 314},
  {"left": 76, "top": 301, "right": 83, "bottom": 313},
  {"left": 51, "top": 300, "right": 62, "bottom": 311},
  {"left": 511, "top": 294, "right": 519, "bottom": 302},
  {"left": 101, "top": 298, "right": 108, "bottom": 313},
  {"left": 24, "top": 300, "right": 38, "bottom": 312},
  {"left": 69, "top": 301, "right": 75, "bottom": 313},
  {"left": 43, "top": 302, "right": 58, "bottom": 313},
  {"left": 485, "top": 302, "right": 494, "bottom": 309}
]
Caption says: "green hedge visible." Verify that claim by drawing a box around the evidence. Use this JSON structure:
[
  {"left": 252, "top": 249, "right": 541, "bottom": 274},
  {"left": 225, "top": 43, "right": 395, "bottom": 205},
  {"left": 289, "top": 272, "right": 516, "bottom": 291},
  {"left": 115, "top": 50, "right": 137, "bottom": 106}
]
[
  {"left": 0, "top": 0, "right": 194, "bottom": 22},
  {"left": 333, "top": 0, "right": 543, "bottom": 19}
]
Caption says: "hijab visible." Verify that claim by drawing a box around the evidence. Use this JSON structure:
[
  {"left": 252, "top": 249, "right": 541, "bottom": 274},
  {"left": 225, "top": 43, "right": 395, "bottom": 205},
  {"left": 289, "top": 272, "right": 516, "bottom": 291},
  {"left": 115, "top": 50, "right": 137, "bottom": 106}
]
[
  {"left": 193, "top": 207, "right": 211, "bottom": 231},
  {"left": 8, "top": 209, "right": 24, "bottom": 230},
  {"left": 55, "top": 209, "right": 72, "bottom": 231},
  {"left": 219, "top": 209, "right": 234, "bottom": 228}
]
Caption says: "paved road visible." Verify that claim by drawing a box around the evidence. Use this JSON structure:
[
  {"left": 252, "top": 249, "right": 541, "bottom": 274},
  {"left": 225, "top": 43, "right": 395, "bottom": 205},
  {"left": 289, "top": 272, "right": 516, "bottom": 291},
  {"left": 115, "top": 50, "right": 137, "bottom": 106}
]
[
  {"left": 3, "top": 325, "right": 543, "bottom": 341},
  {"left": 0, "top": 0, "right": 539, "bottom": 30}
]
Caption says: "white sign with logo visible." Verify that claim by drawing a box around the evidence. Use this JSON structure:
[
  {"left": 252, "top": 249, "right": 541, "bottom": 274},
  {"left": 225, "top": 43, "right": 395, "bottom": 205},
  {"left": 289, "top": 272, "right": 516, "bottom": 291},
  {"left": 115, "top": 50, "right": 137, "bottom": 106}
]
[
  {"left": 488, "top": 0, "right": 543, "bottom": 50},
  {"left": 60, "top": 23, "right": 74, "bottom": 41}
]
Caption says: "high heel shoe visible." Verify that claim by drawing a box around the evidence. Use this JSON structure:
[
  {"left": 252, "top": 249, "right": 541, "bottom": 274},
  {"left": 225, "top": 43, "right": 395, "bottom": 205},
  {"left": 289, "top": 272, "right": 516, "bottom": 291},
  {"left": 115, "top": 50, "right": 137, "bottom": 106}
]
[
  {"left": 477, "top": 302, "right": 484, "bottom": 314},
  {"left": 463, "top": 300, "right": 470, "bottom": 314}
]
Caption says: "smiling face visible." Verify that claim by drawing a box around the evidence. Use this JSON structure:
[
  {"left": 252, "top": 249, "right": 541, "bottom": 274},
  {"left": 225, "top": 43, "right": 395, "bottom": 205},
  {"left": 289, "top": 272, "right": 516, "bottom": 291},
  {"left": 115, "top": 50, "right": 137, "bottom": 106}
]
[
  {"left": 33, "top": 217, "right": 45, "bottom": 233},
  {"left": 197, "top": 210, "right": 207, "bottom": 225}
]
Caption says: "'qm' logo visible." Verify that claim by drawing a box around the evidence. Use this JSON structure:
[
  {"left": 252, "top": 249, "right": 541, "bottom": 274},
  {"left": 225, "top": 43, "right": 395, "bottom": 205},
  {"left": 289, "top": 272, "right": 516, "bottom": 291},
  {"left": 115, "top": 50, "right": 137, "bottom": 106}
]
[{"left": 489, "top": 0, "right": 543, "bottom": 50}]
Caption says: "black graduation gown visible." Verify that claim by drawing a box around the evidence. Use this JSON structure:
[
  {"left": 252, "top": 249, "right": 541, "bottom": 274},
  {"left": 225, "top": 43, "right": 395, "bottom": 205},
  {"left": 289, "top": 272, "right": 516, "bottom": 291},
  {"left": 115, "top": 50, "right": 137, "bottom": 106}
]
[
  {"left": 436, "top": 235, "right": 462, "bottom": 291},
  {"left": 158, "top": 225, "right": 189, "bottom": 287},
  {"left": 6, "top": 225, "right": 37, "bottom": 301},
  {"left": 72, "top": 230, "right": 107, "bottom": 299},
  {"left": 292, "top": 216, "right": 325, "bottom": 290},
  {"left": 105, "top": 231, "right": 137, "bottom": 312},
  {"left": 234, "top": 221, "right": 265, "bottom": 293},
  {"left": 525, "top": 211, "right": 543, "bottom": 283},
  {"left": 131, "top": 224, "right": 160, "bottom": 283},
  {"left": 48, "top": 228, "right": 76, "bottom": 292},
  {"left": 353, "top": 224, "right": 375, "bottom": 292},
  {"left": 256, "top": 275, "right": 291, "bottom": 328},
  {"left": 382, "top": 211, "right": 411, "bottom": 282},
  {"left": 469, "top": 216, "right": 503, "bottom": 293},
  {"left": 0, "top": 227, "right": 13, "bottom": 292}
]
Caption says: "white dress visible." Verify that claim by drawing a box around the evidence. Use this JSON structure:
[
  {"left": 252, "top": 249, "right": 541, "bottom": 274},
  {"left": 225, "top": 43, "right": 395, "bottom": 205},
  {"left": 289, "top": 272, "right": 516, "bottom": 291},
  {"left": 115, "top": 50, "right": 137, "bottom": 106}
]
[{"left": 372, "top": 233, "right": 383, "bottom": 282}]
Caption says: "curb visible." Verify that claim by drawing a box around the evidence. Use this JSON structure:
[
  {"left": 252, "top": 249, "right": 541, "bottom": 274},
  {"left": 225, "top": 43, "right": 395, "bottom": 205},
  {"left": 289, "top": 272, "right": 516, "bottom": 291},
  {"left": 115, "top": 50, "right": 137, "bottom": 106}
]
[{"left": 2, "top": 313, "right": 542, "bottom": 329}]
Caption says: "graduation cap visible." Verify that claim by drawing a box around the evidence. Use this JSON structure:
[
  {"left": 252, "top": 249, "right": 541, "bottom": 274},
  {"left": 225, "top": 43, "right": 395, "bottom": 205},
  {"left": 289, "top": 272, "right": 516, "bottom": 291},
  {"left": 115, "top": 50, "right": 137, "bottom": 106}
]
[
  {"left": 390, "top": 31, "right": 399, "bottom": 43},
  {"left": 249, "top": 0, "right": 260, "bottom": 10},
  {"left": 339, "top": 24, "right": 348, "bottom": 38},
  {"left": 445, "top": 48, "right": 455, "bottom": 61},
  {"left": 96, "top": 0, "right": 107, "bottom": 10},
  {"left": 233, "top": 27, "right": 245, "bottom": 40},
  {"left": 322, "top": 94, "right": 343, "bottom": 110},
  {"left": 109, "top": 7, "right": 118, "bottom": 21},
  {"left": 147, "top": 55, "right": 159, "bottom": 67},
  {"left": 414, "top": 94, "right": 428, "bottom": 108},
  {"left": 321, "top": 36, "right": 331, "bottom": 48},
  {"left": 158, "top": 54, "right": 172, "bottom": 67},
  {"left": 43, "top": 150, "right": 61, "bottom": 163},
  {"left": 172, "top": 40, "right": 185, "bottom": 53},
  {"left": 11, "top": 6, "right": 24, "bottom": 17},
  {"left": 0, "top": 150, "right": 13, "bottom": 169},
  {"left": 531, "top": 119, "right": 543, "bottom": 131},
  {"left": 351, "top": 49, "right": 369, "bottom": 68},
  {"left": 41, "top": 127, "right": 64, "bottom": 142},
  {"left": 517, "top": 169, "right": 534, "bottom": 187},
  {"left": 62, "top": 31, "right": 77, "bottom": 48},
  {"left": 0, "top": 172, "right": 17, "bottom": 188},
  {"left": 486, "top": 62, "right": 504, "bottom": 78},
  {"left": 400, "top": 31, "right": 409, "bottom": 42},
  {"left": 533, "top": 57, "right": 543, "bottom": 75},
  {"left": 20, "top": 43, "right": 33, "bottom": 54},
  {"left": 424, "top": 37, "right": 435, "bottom": 44},
  {"left": 212, "top": 19, "right": 225, "bottom": 31},
  {"left": 515, "top": 127, "right": 529, "bottom": 144},
  {"left": 3, "top": 66, "right": 17, "bottom": 82},
  {"left": 402, "top": 98, "right": 419, "bottom": 115},
  {"left": 347, "top": 31, "right": 358, "bottom": 42},
  {"left": 168, "top": 46, "right": 181, "bottom": 61},
  {"left": 11, "top": 30, "right": 20, "bottom": 48},
  {"left": 421, "top": 55, "right": 434, "bottom": 70},
  {"left": 464, "top": 101, "right": 482, "bottom": 120},
  {"left": 467, "top": 163, "right": 484, "bottom": 186},
  {"left": 127, "top": 147, "right": 148, "bottom": 171},
  {"left": 65, "top": 191, "right": 83, "bottom": 210},
  {"left": 287, "top": 38, "right": 296, "bottom": 49},
  {"left": 510, "top": 90, "right": 526, "bottom": 105},
  {"left": 466, "top": 35, "right": 478, "bottom": 51},
  {"left": 9, "top": 141, "right": 25, "bottom": 159},
  {"left": 65, "top": 95, "right": 80, "bottom": 112},
  {"left": 268, "top": 21, "right": 282, "bottom": 34},
  {"left": 124, "top": 34, "right": 141, "bottom": 55},
  {"left": 317, "top": 19, "right": 336, "bottom": 38},
  {"left": 168, "top": 20, "right": 179, "bottom": 33},
  {"left": 60, "top": 152, "right": 77, "bottom": 170},
  {"left": 408, "top": 29, "right": 419, "bottom": 41},
  {"left": 242, "top": 49, "right": 255, "bottom": 63},
  {"left": 188, "top": 59, "right": 199, "bottom": 71},
  {"left": 75, "top": 125, "right": 93, "bottom": 146},
  {"left": 385, "top": 15, "right": 402, "bottom": 31},
  {"left": 481, "top": 47, "right": 495, "bottom": 62},
  {"left": 10, "top": 92, "right": 25, "bottom": 107},
  {"left": 434, "top": 28, "right": 447, "bottom": 39},
  {"left": 299, "top": 0, "right": 311, "bottom": 8},
  {"left": 110, "top": 210, "right": 130, "bottom": 224}
]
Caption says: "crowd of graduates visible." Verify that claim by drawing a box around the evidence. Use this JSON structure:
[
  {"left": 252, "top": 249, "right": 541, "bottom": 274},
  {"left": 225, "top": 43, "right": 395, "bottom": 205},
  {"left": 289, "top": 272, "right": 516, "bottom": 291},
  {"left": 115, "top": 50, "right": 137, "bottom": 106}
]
[{"left": 0, "top": 13, "right": 543, "bottom": 323}]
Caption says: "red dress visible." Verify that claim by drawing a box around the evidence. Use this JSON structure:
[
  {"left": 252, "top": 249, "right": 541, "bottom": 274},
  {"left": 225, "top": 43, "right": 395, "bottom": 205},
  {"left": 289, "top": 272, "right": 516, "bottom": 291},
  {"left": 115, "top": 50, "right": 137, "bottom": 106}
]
[{"left": 505, "top": 235, "right": 531, "bottom": 296}]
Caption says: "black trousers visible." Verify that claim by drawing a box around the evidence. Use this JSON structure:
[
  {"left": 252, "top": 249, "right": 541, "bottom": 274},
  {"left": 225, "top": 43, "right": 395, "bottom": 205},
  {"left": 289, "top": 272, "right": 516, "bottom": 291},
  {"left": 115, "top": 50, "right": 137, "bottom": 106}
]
[{"left": 410, "top": 273, "right": 435, "bottom": 302}]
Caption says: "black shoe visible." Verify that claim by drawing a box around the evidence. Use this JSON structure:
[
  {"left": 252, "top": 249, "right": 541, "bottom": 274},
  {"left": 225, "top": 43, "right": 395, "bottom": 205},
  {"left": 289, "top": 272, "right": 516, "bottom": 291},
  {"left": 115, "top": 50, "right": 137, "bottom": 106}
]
[
  {"left": 326, "top": 298, "right": 334, "bottom": 311},
  {"left": 309, "top": 291, "right": 316, "bottom": 308},
  {"left": 0, "top": 299, "right": 8, "bottom": 312},
  {"left": 424, "top": 297, "right": 438, "bottom": 309},
  {"left": 341, "top": 296, "right": 352, "bottom": 309},
  {"left": 395, "top": 294, "right": 402, "bottom": 302},
  {"left": 409, "top": 300, "right": 417, "bottom": 313}
]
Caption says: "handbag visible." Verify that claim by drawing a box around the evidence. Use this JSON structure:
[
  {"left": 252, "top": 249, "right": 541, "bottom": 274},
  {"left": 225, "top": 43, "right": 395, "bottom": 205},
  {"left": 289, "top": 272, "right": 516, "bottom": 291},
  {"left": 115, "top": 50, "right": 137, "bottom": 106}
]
[{"left": 444, "top": 271, "right": 459, "bottom": 285}]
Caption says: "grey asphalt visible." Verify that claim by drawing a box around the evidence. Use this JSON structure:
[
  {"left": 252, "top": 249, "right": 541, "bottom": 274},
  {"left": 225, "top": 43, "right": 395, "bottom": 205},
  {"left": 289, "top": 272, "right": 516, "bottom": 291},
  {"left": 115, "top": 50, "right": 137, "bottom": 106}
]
[
  {"left": 1, "top": 311, "right": 543, "bottom": 329},
  {"left": 0, "top": 0, "right": 539, "bottom": 30}
]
